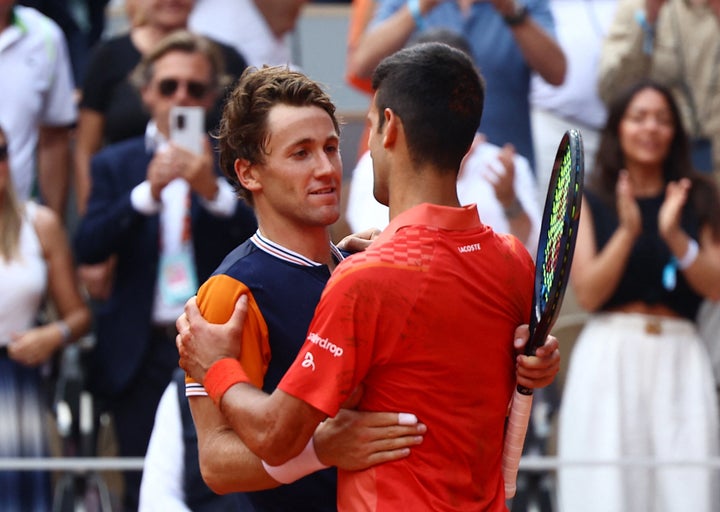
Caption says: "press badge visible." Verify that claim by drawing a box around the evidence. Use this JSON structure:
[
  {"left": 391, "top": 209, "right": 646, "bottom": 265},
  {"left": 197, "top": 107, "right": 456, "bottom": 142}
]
[{"left": 159, "top": 248, "right": 198, "bottom": 306}]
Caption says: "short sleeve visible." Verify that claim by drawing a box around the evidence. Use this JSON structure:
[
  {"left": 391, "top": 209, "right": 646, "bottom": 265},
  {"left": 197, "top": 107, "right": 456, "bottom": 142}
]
[{"left": 185, "top": 274, "right": 272, "bottom": 395}]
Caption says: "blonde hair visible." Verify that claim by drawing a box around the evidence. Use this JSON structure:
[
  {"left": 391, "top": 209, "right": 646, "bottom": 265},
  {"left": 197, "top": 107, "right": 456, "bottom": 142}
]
[{"left": 0, "top": 127, "right": 24, "bottom": 262}]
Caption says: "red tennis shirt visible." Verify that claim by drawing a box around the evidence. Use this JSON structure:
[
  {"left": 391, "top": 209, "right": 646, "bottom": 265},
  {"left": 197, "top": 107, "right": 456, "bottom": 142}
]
[{"left": 279, "top": 203, "right": 534, "bottom": 511}]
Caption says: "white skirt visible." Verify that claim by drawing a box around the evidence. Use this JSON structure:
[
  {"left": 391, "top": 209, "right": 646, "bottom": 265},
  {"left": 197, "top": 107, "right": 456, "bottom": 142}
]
[{"left": 557, "top": 313, "right": 720, "bottom": 512}]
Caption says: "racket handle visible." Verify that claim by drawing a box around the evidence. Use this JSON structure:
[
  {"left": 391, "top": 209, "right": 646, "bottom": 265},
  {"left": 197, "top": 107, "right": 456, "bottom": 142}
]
[{"left": 502, "top": 388, "right": 534, "bottom": 498}]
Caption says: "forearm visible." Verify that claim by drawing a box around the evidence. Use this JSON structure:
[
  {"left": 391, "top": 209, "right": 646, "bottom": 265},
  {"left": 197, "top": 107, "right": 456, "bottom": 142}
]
[
  {"left": 38, "top": 127, "right": 71, "bottom": 220},
  {"left": 665, "top": 227, "right": 720, "bottom": 301},
  {"left": 73, "top": 145, "right": 93, "bottom": 216},
  {"left": 685, "top": 256, "right": 720, "bottom": 302},
  {"left": 598, "top": 0, "right": 651, "bottom": 104},
  {"left": 348, "top": 4, "right": 417, "bottom": 79},
  {"left": 74, "top": 197, "right": 139, "bottom": 263},
  {"left": 509, "top": 20, "right": 566, "bottom": 85},
  {"left": 191, "top": 397, "right": 280, "bottom": 494},
  {"left": 57, "top": 307, "right": 91, "bottom": 344},
  {"left": 507, "top": 211, "right": 532, "bottom": 250},
  {"left": 218, "top": 384, "right": 322, "bottom": 466},
  {"left": 573, "top": 227, "right": 636, "bottom": 311},
  {"left": 74, "top": 109, "right": 105, "bottom": 215}
]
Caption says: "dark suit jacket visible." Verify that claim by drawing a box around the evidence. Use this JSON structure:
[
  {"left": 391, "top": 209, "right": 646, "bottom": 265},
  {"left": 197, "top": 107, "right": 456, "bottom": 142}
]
[{"left": 74, "top": 136, "right": 256, "bottom": 397}]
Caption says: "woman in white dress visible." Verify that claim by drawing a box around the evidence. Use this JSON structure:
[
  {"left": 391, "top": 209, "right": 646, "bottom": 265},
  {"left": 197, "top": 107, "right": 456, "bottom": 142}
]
[
  {"left": 0, "top": 125, "right": 91, "bottom": 511},
  {"left": 557, "top": 80, "right": 720, "bottom": 512}
]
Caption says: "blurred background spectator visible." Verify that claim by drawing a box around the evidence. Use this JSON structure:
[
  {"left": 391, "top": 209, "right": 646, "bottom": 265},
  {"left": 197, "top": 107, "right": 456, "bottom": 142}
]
[
  {"left": 0, "top": 2, "right": 76, "bottom": 222},
  {"left": 74, "top": 0, "right": 248, "bottom": 214},
  {"left": 558, "top": 79, "right": 720, "bottom": 512},
  {"left": 348, "top": 0, "right": 566, "bottom": 171},
  {"left": 73, "top": 31, "right": 256, "bottom": 511},
  {"left": 597, "top": 0, "right": 720, "bottom": 419},
  {"left": 189, "top": 0, "right": 306, "bottom": 69},
  {"left": 598, "top": 0, "right": 720, "bottom": 179},
  {"left": 18, "top": 0, "right": 111, "bottom": 87},
  {"left": 0, "top": 124, "right": 91, "bottom": 511},
  {"left": 530, "top": 0, "right": 618, "bottom": 200}
]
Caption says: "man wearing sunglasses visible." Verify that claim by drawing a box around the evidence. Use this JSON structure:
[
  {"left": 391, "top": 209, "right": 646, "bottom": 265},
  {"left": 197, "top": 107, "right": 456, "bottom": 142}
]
[{"left": 74, "top": 30, "right": 258, "bottom": 512}]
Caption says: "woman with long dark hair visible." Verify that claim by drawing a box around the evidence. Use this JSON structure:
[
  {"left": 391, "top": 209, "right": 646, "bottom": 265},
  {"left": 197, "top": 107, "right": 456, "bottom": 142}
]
[{"left": 557, "top": 80, "right": 720, "bottom": 511}]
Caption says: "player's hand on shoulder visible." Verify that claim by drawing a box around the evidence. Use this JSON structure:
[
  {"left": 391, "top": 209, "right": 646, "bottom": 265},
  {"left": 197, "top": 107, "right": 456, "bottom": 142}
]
[{"left": 176, "top": 295, "right": 249, "bottom": 384}]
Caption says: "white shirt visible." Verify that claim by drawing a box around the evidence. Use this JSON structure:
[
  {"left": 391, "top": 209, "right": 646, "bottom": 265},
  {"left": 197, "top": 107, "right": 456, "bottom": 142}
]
[
  {"left": 0, "top": 202, "right": 47, "bottom": 345},
  {"left": 139, "top": 381, "right": 188, "bottom": 511},
  {"left": 530, "top": 0, "right": 618, "bottom": 129},
  {"left": 0, "top": 6, "right": 76, "bottom": 200},
  {"left": 189, "top": 0, "right": 295, "bottom": 68},
  {"left": 131, "top": 122, "right": 237, "bottom": 324},
  {"left": 346, "top": 145, "right": 542, "bottom": 255}
]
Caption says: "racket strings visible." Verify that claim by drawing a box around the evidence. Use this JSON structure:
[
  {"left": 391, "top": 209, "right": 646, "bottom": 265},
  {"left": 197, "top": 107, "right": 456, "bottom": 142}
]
[{"left": 540, "top": 148, "right": 573, "bottom": 306}]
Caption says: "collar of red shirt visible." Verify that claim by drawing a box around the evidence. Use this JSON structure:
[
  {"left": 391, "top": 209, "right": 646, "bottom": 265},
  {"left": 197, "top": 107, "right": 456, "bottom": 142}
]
[{"left": 372, "top": 203, "right": 483, "bottom": 247}]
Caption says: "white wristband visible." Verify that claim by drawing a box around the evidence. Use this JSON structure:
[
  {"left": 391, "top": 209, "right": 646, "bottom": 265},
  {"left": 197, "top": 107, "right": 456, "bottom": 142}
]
[
  {"left": 261, "top": 437, "right": 329, "bottom": 484},
  {"left": 407, "top": 0, "right": 426, "bottom": 30},
  {"left": 677, "top": 238, "right": 699, "bottom": 270},
  {"left": 57, "top": 320, "right": 72, "bottom": 345}
]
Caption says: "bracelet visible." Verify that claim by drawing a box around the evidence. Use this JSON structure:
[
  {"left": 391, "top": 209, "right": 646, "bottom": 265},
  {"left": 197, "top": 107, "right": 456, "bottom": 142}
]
[
  {"left": 204, "top": 358, "right": 250, "bottom": 406},
  {"left": 677, "top": 238, "right": 699, "bottom": 270},
  {"left": 407, "top": 0, "right": 426, "bottom": 30},
  {"left": 261, "top": 437, "right": 330, "bottom": 484},
  {"left": 503, "top": 2, "right": 529, "bottom": 27},
  {"left": 634, "top": 9, "right": 655, "bottom": 55},
  {"left": 56, "top": 320, "right": 72, "bottom": 346},
  {"left": 503, "top": 197, "right": 524, "bottom": 219}
]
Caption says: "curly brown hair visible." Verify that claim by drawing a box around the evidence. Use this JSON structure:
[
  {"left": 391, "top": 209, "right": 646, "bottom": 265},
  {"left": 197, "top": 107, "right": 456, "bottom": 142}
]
[{"left": 216, "top": 66, "right": 339, "bottom": 205}]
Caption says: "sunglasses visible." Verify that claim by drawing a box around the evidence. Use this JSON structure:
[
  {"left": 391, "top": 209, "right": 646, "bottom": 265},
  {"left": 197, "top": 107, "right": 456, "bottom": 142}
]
[
  {"left": 0, "top": 144, "right": 7, "bottom": 162},
  {"left": 157, "top": 78, "right": 211, "bottom": 100}
]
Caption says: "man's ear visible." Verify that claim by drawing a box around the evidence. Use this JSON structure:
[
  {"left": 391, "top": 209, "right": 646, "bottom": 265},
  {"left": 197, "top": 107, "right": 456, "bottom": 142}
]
[
  {"left": 383, "top": 108, "right": 398, "bottom": 148},
  {"left": 234, "top": 158, "right": 261, "bottom": 192}
]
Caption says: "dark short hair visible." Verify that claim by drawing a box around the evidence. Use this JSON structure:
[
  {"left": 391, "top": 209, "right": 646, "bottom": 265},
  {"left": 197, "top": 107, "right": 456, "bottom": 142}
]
[
  {"left": 217, "top": 66, "right": 339, "bottom": 204},
  {"left": 409, "top": 28, "right": 473, "bottom": 57},
  {"left": 371, "top": 42, "right": 484, "bottom": 173}
]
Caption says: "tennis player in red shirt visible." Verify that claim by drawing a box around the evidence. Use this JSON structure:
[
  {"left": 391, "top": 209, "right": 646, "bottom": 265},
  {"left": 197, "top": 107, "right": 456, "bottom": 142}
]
[{"left": 178, "top": 42, "right": 560, "bottom": 511}]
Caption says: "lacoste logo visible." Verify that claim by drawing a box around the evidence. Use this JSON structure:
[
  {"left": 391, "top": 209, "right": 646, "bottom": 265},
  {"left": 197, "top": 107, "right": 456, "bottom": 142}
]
[
  {"left": 301, "top": 351, "right": 316, "bottom": 371},
  {"left": 458, "top": 243, "right": 481, "bottom": 253}
]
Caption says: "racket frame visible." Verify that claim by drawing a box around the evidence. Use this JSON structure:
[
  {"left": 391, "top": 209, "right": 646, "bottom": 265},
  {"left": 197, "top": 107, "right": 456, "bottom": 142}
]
[{"left": 502, "top": 129, "right": 584, "bottom": 498}]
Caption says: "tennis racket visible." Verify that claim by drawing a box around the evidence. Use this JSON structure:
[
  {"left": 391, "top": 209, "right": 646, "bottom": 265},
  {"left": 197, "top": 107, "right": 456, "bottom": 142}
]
[{"left": 502, "top": 129, "right": 584, "bottom": 498}]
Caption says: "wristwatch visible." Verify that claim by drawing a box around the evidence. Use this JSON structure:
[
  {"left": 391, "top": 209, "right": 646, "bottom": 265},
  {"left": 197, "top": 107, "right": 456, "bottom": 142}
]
[{"left": 503, "top": 1, "right": 529, "bottom": 26}]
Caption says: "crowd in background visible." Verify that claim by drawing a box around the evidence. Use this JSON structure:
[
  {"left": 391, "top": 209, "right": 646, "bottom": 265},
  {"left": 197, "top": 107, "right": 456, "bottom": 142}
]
[{"left": 0, "top": 0, "right": 719, "bottom": 510}]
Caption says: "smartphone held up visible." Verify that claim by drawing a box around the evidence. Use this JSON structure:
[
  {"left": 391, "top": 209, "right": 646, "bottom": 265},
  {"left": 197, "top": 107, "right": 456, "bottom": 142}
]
[{"left": 170, "top": 106, "right": 205, "bottom": 155}]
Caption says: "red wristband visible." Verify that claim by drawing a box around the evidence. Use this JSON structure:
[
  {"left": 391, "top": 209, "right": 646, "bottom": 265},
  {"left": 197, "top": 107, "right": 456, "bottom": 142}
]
[{"left": 204, "top": 358, "right": 250, "bottom": 405}]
